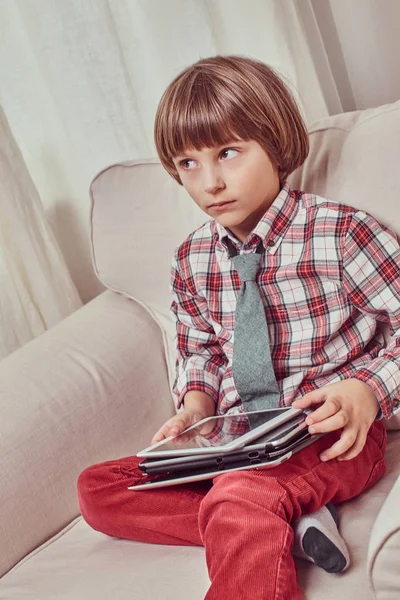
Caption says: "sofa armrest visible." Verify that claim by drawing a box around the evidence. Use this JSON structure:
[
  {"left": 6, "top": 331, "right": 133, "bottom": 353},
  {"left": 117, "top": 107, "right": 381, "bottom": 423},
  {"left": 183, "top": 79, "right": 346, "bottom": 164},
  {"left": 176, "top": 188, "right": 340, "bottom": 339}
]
[
  {"left": 0, "top": 290, "right": 175, "bottom": 577},
  {"left": 368, "top": 474, "right": 400, "bottom": 597}
]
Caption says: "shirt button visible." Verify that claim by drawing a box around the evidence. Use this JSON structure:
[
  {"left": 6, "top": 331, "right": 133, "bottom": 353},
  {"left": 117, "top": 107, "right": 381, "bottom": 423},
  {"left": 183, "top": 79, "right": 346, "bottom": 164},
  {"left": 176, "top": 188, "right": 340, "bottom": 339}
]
[{"left": 267, "top": 239, "right": 275, "bottom": 247}]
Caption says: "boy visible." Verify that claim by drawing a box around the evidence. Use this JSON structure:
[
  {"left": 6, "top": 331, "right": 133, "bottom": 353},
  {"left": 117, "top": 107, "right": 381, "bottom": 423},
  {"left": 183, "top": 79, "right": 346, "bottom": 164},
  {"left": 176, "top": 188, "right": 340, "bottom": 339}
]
[{"left": 78, "top": 56, "right": 398, "bottom": 599}]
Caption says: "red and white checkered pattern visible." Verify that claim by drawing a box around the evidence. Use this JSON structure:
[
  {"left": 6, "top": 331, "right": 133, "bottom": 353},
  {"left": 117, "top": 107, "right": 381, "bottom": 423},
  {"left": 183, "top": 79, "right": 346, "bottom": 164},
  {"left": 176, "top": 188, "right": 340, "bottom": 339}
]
[{"left": 170, "top": 182, "right": 400, "bottom": 443}]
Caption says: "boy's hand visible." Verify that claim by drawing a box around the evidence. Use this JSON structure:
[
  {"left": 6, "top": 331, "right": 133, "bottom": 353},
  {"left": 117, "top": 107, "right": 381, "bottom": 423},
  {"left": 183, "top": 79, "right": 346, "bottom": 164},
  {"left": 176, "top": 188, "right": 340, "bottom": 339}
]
[
  {"left": 292, "top": 379, "right": 380, "bottom": 462},
  {"left": 150, "top": 409, "right": 216, "bottom": 446}
]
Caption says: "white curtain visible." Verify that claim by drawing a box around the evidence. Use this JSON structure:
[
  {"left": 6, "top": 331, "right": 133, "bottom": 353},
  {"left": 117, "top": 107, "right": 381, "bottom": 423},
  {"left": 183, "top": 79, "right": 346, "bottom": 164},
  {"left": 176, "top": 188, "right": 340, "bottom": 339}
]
[
  {"left": 0, "top": 0, "right": 339, "bottom": 310},
  {"left": 0, "top": 104, "right": 82, "bottom": 360}
]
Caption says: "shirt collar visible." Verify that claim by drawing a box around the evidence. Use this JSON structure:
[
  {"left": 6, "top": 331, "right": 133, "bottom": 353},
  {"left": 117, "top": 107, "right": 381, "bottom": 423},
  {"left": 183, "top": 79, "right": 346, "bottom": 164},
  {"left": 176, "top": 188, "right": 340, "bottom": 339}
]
[{"left": 213, "top": 181, "right": 299, "bottom": 255}]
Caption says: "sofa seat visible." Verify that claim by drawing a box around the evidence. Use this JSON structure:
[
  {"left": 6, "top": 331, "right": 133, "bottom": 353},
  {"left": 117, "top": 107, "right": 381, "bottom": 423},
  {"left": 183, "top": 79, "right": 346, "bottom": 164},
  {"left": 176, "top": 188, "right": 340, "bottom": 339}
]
[{"left": 2, "top": 430, "right": 400, "bottom": 600}]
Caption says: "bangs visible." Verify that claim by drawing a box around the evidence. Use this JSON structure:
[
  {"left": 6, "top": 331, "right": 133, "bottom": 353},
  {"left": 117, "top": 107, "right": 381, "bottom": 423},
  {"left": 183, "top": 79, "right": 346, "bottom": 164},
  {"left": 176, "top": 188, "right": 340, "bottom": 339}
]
[
  {"left": 162, "top": 78, "right": 252, "bottom": 158},
  {"left": 154, "top": 55, "right": 309, "bottom": 184}
]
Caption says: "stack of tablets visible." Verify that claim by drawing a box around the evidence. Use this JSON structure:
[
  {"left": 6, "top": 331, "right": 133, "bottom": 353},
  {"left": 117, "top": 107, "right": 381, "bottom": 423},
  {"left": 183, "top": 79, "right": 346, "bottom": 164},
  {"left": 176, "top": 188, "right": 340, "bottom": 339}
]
[{"left": 129, "top": 407, "right": 324, "bottom": 491}]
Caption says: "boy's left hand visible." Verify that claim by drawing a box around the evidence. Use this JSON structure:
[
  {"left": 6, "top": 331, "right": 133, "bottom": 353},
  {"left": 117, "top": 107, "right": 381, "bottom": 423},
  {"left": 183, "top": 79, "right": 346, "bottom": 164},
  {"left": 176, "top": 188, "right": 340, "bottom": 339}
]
[{"left": 292, "top": 379, "right": 380, "bottom": 462}]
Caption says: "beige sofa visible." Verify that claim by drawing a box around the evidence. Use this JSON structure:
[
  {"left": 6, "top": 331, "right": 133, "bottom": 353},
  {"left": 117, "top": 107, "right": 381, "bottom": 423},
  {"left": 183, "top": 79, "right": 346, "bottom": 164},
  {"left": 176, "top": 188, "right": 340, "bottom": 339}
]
[{"left": 1, "top": 100, "right": 400, "bottom": 600}]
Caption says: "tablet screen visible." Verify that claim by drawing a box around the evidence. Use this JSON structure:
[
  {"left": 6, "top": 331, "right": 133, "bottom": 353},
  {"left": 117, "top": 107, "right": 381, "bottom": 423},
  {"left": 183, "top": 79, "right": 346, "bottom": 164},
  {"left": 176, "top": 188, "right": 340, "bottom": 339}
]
[{"left": 143, "top": 408, "right": 293, "bottom": 454}]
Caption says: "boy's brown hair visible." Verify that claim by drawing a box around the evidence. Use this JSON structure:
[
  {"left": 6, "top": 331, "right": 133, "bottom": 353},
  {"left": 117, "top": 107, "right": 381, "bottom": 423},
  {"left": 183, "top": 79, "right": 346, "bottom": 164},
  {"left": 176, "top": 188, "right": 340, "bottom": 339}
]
[{"left": 154, "top": 55, "right": 309, "bottom": 186}]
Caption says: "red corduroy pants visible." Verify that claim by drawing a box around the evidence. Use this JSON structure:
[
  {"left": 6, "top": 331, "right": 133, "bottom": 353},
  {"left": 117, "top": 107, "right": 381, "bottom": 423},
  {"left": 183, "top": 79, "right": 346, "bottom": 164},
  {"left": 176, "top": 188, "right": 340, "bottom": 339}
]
[{"left": 77, "top": 421, "right": 386, "bottom": 600}]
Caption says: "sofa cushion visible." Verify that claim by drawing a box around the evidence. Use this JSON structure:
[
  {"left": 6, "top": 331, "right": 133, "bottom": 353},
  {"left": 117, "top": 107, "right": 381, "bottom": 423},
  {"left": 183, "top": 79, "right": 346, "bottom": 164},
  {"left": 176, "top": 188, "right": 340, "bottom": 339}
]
[
  {"left": 0, "top": 291, "right": 175, "bottom": 579},
  {"left": 89, "top": 100, "right": 400, "bottom": 417},
  {"left": 2, "top": 431, "right": 400, "bottom": 599}
]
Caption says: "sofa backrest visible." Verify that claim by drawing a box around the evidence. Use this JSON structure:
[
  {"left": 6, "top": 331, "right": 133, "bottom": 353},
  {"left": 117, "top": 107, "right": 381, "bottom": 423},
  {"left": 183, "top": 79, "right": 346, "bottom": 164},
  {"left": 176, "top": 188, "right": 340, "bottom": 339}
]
[{"left": 89, "top": 100, "right": 400, "bottom": 399}]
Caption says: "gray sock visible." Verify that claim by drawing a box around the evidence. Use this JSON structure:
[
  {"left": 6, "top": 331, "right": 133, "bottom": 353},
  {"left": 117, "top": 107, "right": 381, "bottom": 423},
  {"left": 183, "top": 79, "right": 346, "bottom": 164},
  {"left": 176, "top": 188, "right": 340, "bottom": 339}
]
[{"left": 292, "top": 503, "right": 350, "bottom": 573}]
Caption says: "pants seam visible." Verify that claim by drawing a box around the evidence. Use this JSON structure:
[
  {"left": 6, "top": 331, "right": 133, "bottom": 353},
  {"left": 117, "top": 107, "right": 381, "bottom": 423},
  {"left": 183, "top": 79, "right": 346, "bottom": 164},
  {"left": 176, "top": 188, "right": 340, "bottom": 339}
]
[{"left": 273, "top": 491, "right": 293, "bottom": 600}]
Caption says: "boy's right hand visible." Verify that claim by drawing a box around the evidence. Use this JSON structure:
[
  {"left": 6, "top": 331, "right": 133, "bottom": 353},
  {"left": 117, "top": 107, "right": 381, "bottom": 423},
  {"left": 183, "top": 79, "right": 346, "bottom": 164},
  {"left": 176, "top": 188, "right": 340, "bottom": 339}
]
[{"left": 150, "top": 409, "right": 215, "bottom": 446}]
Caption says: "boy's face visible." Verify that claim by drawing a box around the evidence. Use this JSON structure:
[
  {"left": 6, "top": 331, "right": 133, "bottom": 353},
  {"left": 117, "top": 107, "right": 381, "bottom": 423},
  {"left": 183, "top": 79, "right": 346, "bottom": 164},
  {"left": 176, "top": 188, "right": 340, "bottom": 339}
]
[{"left": 172, "top": 139, "right": 281, "bottom": 243}]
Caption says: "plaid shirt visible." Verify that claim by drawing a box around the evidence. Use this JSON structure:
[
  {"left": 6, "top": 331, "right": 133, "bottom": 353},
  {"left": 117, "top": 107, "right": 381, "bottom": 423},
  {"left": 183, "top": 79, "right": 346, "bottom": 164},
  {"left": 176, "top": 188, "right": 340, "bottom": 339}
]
[{"left": 170, "top": 182, "right": 400, "bottom": 443}]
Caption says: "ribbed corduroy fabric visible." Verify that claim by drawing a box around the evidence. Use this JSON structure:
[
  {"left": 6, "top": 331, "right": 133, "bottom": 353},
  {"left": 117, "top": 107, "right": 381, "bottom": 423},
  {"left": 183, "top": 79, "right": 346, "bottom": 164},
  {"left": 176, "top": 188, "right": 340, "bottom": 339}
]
[{"left": 77, "top": 421, "right": 386, "bottom": 599}]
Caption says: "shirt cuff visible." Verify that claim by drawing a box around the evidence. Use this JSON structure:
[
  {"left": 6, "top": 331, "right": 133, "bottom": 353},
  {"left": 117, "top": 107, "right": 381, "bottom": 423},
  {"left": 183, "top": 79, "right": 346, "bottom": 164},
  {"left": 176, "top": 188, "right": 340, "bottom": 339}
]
[
  {"left": 350, "top": 370, "right": 399, "bottom": 420},
  {"left": 174, "top": 369, "right": 221, "bottom": 410}
]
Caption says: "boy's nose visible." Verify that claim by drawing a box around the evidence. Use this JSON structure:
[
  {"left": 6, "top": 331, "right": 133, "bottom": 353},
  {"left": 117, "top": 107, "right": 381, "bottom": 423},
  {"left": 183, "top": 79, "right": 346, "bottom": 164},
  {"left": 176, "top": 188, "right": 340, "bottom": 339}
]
[{"left": 203, "top": 172, "right": 225, "bottom": 194}]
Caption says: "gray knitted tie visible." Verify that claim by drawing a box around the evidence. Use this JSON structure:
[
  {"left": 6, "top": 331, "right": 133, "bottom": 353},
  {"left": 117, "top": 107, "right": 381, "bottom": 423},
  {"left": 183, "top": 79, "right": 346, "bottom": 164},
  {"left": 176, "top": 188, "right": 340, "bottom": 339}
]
[{"left": 226, "top": 238, "right": 281, "bottom": 428}]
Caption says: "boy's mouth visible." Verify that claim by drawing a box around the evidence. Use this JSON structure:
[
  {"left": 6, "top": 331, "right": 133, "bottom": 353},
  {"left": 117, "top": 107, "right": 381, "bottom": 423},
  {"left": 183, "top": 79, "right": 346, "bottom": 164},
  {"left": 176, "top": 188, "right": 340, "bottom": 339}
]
[{"left": 209, "top": 200, "right": 236, "bottom": 211}]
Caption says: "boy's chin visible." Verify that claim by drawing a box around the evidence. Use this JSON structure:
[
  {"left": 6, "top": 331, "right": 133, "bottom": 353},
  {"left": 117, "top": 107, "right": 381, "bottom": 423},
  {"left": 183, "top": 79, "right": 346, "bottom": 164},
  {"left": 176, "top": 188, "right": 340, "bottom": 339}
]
[
  {"left": 214, "top": 215, "right": 238, "bottom": 227},
  {"left": 212, "top": 213, "right": 240, "bottom": 223}
]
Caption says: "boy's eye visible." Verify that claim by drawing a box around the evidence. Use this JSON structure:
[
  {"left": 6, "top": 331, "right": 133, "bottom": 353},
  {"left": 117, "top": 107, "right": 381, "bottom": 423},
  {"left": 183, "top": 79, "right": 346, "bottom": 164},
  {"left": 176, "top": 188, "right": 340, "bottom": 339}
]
[
  {"left": 178, "top": 148, "right": 238, "bottom": 170},
  {"left": 220, "top": 148, "right": 238, "bottom": 160},
  {"left": 180, "top": 159, "right": 195, "bottom": 170}
]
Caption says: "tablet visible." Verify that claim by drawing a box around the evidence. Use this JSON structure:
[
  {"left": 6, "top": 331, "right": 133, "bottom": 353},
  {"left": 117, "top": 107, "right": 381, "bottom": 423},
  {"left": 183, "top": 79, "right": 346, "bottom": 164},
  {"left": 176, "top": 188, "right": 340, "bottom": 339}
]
[
  {"left": 129, "top": 451, "right": 293, "bottom": 490},
  {"left": 136, "top": 406, "right": 307, "bottom": 458},
  {"left": 139, "top": 414, "right": 308, "bottom": 474},
  {"left": 140, "top": 427, "right": 316, "bottom": 476},
  {"left": 129, "top": 431, "right": 324, "bottom": 491}
]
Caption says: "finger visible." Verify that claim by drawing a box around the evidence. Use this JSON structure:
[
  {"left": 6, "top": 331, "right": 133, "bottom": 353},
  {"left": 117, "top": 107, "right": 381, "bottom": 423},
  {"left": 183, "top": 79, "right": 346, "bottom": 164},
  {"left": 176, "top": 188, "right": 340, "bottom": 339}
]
[
  {"left": 151, "top": 429, "right": 166, "bottom": 444},
  {"left": 337, "top": 431, "right": 367, "bottom": 461},
  {"left": 305, "top": 399, "right": 341, "bottom": 426},
  {"left": 151, "top": 420, "right": 183, "bottom": 444},
  {"left": 151, "top": 431, "right": 169, "bottom": 445},
  {"left": 172, "top": 431, "right": 195, "bottom": 445},
  {"left": 307, "top": 409, "right": 348, "bottom": 434},
  {"left": 319, "top": 427, "right": 358, "bottom": 461},
  {"left": 292, "top": 389, "right": 327, "bottom": 409},
  {"left": 170, "top": 421, "right": 198, "bottom": 445}
]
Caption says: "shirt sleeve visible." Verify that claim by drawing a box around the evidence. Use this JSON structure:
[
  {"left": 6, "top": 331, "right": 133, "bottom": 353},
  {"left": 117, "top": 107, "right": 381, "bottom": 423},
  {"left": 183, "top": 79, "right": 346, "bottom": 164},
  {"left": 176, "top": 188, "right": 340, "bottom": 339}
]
[
  {"left": 342, "top": 210, "right": 400, "bottom": 419},
  {"left": 170, "top": 249, "right": 228, "bottom": 410}
]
